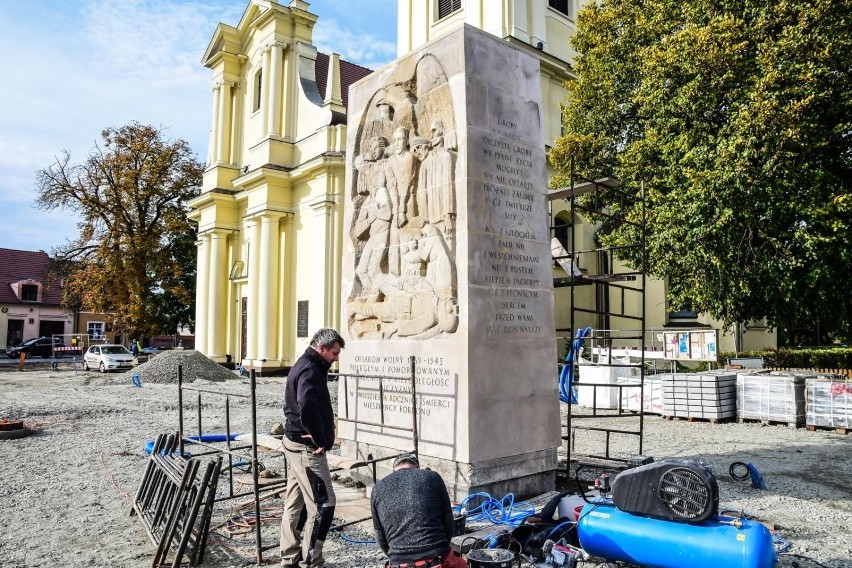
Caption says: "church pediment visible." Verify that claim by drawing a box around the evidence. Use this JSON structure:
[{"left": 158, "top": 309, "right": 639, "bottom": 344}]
[{"left": 202, "top": 23, "right": 240, "bottom": 67}]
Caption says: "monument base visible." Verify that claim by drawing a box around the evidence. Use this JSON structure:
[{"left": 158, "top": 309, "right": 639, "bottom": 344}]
[{"left": 341, "top": 440, "right": 556, "bottom": 499}]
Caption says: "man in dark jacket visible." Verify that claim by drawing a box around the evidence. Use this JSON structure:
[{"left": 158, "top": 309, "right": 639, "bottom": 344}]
[
  {"left": 280, "top": 328, "right": 344, "bottom": 568},
  {"left": 371, "top": 455, "right": 468, "bottom": 568}
]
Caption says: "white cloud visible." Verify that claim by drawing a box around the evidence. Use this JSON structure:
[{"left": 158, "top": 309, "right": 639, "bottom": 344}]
[
  {"left": 312, "top": 18, "right": 397, "bottom": 69},
  {"left": 0, "top": 0, "right": 397, "bottom": 252},
  {"left": 80, "top": 0, "right": 241, "bottom": 88}
]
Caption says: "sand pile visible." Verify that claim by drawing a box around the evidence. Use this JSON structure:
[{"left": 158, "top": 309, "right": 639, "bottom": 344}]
[{"left": 120, "top": 349, "right": 235, "bottom": 384}]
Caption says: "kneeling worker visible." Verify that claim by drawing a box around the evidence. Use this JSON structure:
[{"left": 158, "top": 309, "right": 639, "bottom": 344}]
[{"left": 370, "top": 454, "right": 467, "bottom": 568}]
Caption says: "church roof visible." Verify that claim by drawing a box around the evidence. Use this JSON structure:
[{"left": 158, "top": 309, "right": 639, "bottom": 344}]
[{"left": 314, "top": 52, "right": 373, "bottom": 108}]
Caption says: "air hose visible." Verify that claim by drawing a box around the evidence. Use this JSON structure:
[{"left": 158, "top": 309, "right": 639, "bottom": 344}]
[
  {"left": 559, "top": 327, "right": 593, "bottom": 404},
  {"left": 461, "top": 492, "right": 536, "bottom": 530}
]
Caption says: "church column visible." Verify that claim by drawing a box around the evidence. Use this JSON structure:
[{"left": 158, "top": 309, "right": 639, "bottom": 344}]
[
  {"left": 261, "top": 47, "right": 271, "bottom": 136},
  {"left": 281, "top": 42, "right": 293, "bottom": 140},
  {"left": 330, "top": 175, "right": 344, "bottom": 327},
  {"left": 312, "top": 199, "right": 337, "bottom": 327},
  {"left": 195, "top": 233, "right": 211, "bottom": 355},
  {"left": 257, "top": 213, "right": 281, "bottom": 362},
  {"left": 208, "top": 83, "right": 221, "bottom": 165},
  {"left": 207, "top": 229, "right": 229, "bottom": 359},
  {"left": 245, "top": 219, "right": 261, "bottom": 362},
  {"left": 216, "top": 81, "right": 234, "bottom": 164},
  {"left": 528, "top": 0, "right": 546, "bottom": 50},
  {"left": 277, "top": 214, "right": 293, "bottom": 363},
  {"left": 267, "top": 43, "right": 284, "bottom": 137}
]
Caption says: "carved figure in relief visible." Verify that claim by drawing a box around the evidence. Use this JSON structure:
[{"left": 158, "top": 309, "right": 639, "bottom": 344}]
[
  {"left": 385, "top": 127, "right": 418, "bottom": 276},
  {"left": 413, "top": 55, "right": 458, "bottom": 152},
  {"left": 401, "top": 237, "right": 426, "bottom": 286},
  {"left": 359, "top": 92, "right": 397, "bottom": 155},
  {"left": 428, "top": 120, "right": 456, "bottom": 236},
  {"left": 347, "top": 52, "right": 460, "bottom": 339},
  {"left": 412, "top": 132, "right": 455, "bottom": 238},
  {"left": 347, "top": 227, "right": 456, "bottom": 339},
  {"left": 418, "top": 222, "right": 453, "bottom": 298},
  {"left": 352, "top": 137, "right": 392, "bottom": 301}
]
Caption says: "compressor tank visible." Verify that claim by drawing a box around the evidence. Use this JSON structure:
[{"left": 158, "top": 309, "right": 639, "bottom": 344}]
[{"left": 577, "top": 501, "right": 777, "bottom": 568}]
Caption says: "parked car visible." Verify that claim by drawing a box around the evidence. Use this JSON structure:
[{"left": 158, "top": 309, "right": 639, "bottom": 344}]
[
  {"left": 5, "top": 337, "right": 65, "bottom": 359},
  {"left": 83, "top": 344, "right": 135, "bottom": 373},
  {"left": 141, "top": 346, "right": 165, "bottom": 355}
]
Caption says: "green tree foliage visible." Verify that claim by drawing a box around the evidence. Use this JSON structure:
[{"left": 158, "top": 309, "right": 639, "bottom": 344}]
[
  {"left": 551, "top": 0, "right": 852, "bottom": 342},
  {"left": 36, "top": 122, "right": 202, "bottom": 339}
]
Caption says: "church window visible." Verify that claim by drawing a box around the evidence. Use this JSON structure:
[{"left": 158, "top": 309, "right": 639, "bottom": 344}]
[
  {"left": 548, "top": 0, "right": 573, "bottom": 18},
  {"left": 438, "top": 0, "right": 461, "bottom": 20},
  {"left": 253, "top": 69, "right": 262, "bottom": 112}
]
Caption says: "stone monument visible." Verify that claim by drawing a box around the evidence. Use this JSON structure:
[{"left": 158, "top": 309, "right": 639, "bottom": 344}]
[{"left": 338, "top": 24, "right": 558, "bottom": 497}]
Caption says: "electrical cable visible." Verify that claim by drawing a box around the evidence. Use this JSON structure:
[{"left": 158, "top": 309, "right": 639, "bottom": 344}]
[
  {"left": 546, "top": 520, "right": 575, "bottom": 539},
  {"left": 786, "top": 555, "right": 832, "bottom": 568},
  {"left": 335, "top": 533, "right": 377, "bottom": 545},
  {"left": 729, "top": 461, "right": 767, "bottom": 489},
  {"left": 729, "top": 462, "right": 751, "bottom": 481},
  {"left": 28, "top": 417, "right": 133, "bottom": 502}
]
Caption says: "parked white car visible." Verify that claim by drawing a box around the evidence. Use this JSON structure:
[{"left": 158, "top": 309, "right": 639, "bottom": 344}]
[{"left": 83, "top": 344, "right": 135, "bottom": 373}]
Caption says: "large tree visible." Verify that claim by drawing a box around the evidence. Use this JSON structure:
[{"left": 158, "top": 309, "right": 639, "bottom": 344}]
[
  {"left": 36, "top": 122, "right": 203, "bottom": 340},
  {"left": 551, "top": 0, "right": 852, "bottom": 342}
]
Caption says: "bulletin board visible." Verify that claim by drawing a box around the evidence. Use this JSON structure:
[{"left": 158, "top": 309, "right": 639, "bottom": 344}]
[{"left": 663, "top": 330, "right": 719, "bottom": 362}]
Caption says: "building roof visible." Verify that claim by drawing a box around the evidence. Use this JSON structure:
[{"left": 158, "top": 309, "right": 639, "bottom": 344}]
[
  {"left": 0, "top": 248, "right": 63, "bottom": 306},
  {"left": 314, "top": 52, "right": 373, "bottom": 108}
]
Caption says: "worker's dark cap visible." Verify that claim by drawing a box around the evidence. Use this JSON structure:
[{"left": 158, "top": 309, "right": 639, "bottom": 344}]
[{"left": 393, "top": 454, "right": 419, "bottom": 468}]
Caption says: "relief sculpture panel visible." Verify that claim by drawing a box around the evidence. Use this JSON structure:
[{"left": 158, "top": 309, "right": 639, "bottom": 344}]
[{"left": 347, "top": 55, "right": 459, "bottom": 340}]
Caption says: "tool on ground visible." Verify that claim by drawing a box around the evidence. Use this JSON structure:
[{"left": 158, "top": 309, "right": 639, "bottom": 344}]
[{"left": 730, "top": 461, "right": 767, "bottom": 490}]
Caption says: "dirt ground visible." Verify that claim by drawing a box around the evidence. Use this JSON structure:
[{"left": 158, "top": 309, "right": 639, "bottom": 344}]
[{"left": 1, "top": 362, "right": 851, "bottom": 567}]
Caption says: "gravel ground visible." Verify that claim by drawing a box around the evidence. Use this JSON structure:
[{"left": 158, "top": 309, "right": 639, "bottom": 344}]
[{"left": 1, "top": 362, "right": 851, "bottom": 568}]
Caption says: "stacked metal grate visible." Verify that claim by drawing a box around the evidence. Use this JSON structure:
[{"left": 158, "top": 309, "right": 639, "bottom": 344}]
[
  {"left": 806, "top": 376, "right": 852, "bottom": 429},
  {"left": 737, "top": 371, "right": 807, "bottom": 426},
  {"left": 662, "top": 372, "right": 737, "bottom": 420}
]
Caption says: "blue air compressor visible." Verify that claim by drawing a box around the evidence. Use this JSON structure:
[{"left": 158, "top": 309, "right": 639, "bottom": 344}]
[{"left": 576, "top": 459, "right": 777, "bottom": 568}]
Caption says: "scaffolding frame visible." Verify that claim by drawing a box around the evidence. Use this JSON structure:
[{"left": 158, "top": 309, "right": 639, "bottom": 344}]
[{"left": 550, "top": 171, "right": 647, "bottom": 476}]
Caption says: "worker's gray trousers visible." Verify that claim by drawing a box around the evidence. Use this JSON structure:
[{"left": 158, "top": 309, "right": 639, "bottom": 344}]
[{"left": 280, "top": 438, "right": 336, "bottom": 568}]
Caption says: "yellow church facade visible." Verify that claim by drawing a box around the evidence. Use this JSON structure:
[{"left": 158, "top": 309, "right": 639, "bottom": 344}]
[
  {"left": 191, "top": 0, "right": 774, "bottom": 371},
  {"left": 188, "top": 0, "right": 371, "bottom": 370}
]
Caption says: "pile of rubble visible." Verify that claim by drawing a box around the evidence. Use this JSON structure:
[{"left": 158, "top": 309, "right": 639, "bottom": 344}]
[{"left": 120, "top": 349, "right": 235, "bottom": 384}]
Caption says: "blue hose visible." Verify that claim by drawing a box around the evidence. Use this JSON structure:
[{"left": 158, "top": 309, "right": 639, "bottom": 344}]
[
  {"left": 144, "top": 433, "right": 243, "bottom": 455},
  {"left": 559, "top": 327, "right": 593, "bottom": 403},
  {"left": 461, "top": 492, "right": 535, "bottom": 528}
]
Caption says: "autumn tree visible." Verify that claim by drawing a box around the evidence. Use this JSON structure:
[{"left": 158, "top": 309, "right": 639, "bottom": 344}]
[
  {"left": 551, "top": 0, "right": 852, "bottom": 343},
  {"left": 36, "top": 122, "right": 202, "bottom": 340}
]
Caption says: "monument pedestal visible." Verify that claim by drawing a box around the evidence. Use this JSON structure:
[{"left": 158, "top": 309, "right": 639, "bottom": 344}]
[{"left": 339, "top": 25, "right": 559, "bottom": 498}]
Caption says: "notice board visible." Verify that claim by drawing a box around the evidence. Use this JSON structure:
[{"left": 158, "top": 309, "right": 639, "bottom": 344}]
[{"left": 663, "top": 330, "right": 718, "bottom": 362}]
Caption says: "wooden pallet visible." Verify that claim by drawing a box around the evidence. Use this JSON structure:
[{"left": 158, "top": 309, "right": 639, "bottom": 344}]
[
  {"left": 806, "top": 424, "right": 850, "bottom": 435},
  {"left": 662, "top": 415, "right": 735, "bottom": 424},
  {"left": 737, "top": 418, "right": 803, "bottom": 429}
]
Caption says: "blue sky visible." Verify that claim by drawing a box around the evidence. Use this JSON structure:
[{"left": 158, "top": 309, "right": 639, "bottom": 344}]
[{"left": 0, "top": 0, "right": 397, "bottom": 253}]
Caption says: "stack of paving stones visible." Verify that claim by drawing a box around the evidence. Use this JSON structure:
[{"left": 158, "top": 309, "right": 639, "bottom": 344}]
[
  {"left": 119, "top": 349, "right": 234, "bottom": 384},
  {"left": 806, "top": 375, "right": 852, "bottom": 430},
  {"left": 662, "top": 372, "right": 737, "bottom": 420},
  {"left": 737, "top": 370, "right": 807, "bottom": 426}
]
